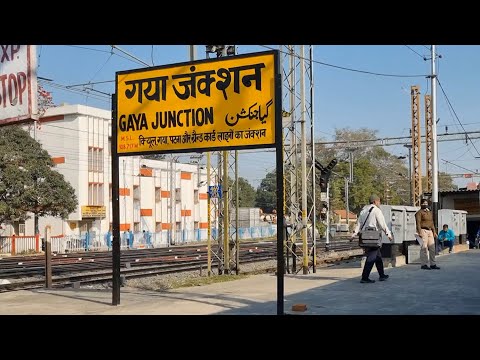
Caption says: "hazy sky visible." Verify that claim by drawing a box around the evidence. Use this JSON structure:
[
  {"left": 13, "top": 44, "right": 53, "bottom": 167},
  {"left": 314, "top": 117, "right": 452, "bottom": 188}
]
[{"left": 36, "top": 45, "right": 480, "bottom": 188}]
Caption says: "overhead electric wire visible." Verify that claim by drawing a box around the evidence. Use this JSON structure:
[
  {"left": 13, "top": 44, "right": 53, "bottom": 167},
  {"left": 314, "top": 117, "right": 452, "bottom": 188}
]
[
  {"left": 88, "top": 52, "right": 114, "bottom": 83},
  {"left": 420, "top": 45, "right": 442, "bottom": 60},
  {"left": 404, "top": 45, "right": 427, "bottom": 60},
  {"left": 110, "top": 45, "right": 150, "bottom": 67},
  {"left": 66, "top": 80, "right": 114, "bottom": 86},
  {"left": 441, "top": 159, "right": 479, "bottom": 174},
  {"left": 436, "top": 77, "right": 480, "bottom": 156},
  {"left": 260, "top": 45, "right": 429, "bottom": 78},
  {"left": 66, "top": 45, "right": 113, "bottom": 53},
  {"left": 63, "top": 45, "right": 148, "bottom": 66},
  {"left": 40, "top": 80, "right": 111, "bottom": 103}
]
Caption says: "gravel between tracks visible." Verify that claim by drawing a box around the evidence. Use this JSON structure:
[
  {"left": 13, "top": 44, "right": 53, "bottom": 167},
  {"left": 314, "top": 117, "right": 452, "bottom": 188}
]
[{"left": 88, "top": 248, "right": 364, "bottom": 292}]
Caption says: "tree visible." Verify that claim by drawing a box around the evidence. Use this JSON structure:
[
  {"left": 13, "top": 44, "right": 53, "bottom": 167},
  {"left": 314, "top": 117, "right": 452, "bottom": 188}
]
[
  {"left": 429, "top": 172, "right": 458, "bottom": 192},
  {"left": 317, "top": 128, "right": 417, "bottom": 214},
  {"left": 255, "top": 171, "right": 277, "bottom": 213},
  {"left": 0, "top": 126, "right": 78, "bottom": 232},
  {"left": 316, "top": 130, "right": 398, "bottom": 212},
  {"left": 231, "top": 177, "right": 256, "bottom": 207}
]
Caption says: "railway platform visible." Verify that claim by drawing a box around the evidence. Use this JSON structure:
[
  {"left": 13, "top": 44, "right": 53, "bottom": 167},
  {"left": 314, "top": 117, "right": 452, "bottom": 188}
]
[{"left": 1, "top": 248, "right": 479, "bottom": 315}]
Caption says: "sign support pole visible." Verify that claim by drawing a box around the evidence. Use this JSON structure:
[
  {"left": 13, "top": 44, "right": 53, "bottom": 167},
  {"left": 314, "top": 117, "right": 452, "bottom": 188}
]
[
  {"left": 111, "top": 94, "right": 121, "bottom": 305},
  {"left": 275, "top": 60, "right": 285, "bottom": 315}
]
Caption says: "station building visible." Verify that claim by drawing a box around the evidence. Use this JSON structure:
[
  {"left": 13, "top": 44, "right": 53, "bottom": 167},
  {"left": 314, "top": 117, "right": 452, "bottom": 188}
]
[{"left": 3, "top": 104, "right": 210, "bottom": 247}]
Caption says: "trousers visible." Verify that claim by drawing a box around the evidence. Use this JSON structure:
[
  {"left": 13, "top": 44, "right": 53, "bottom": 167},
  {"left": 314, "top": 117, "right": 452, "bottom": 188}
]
[
  {"left": 419, "top": 229, "right": 436, "bottom": 266},
  {"left": 361, "top": 247, "right": 385, "bottom": 280}
]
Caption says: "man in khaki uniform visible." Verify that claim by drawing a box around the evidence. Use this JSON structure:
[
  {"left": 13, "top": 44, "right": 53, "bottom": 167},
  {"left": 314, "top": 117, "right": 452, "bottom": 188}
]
[{"left": 415, "top": 199, "right": 440, "bottom": 270}]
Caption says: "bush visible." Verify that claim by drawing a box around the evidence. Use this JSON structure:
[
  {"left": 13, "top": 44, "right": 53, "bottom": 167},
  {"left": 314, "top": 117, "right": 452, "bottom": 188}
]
[{"left": 317, "top": 222, "right": 326, "bottom": 237}]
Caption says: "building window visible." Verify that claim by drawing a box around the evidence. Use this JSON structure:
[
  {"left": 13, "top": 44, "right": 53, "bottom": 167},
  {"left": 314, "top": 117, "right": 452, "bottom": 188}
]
[
  {"left": 194, "top": 189, "right": 199, "bottom": 204},
  {"left": 88, "top": 147, "right": 93, "bottom": 171},
  {"left": 156, "top": 222, "right": 162, "bottom": 232},
  {"left": 134, "top": 222, "right": 140, "bottom": 232},
  {"left": 13, "top": 221, "right": 26, "bottom": 236},
  {"left": 88, "top": 183, "right": 104, "bottom": 206},
  {"left": 88, "top": 147, "right": 104, "bottom": 173},
  {"left": 97, "top": 148, "right": 104, "bottom": 172}
]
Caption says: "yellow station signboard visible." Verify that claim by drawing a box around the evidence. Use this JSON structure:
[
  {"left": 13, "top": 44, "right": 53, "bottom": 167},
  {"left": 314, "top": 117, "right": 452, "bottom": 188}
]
[{"left": 115, "top": 51, "right": 277, "bottom": 154}]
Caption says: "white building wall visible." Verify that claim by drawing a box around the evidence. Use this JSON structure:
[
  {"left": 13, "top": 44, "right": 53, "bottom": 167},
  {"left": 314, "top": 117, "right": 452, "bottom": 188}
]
[
  {"left": 179, "top": 170, "right": 190, "bottom": 237},
  {"left": 21, "top": 108, "right": 87, "bottom": 236},
  {"left": 140, "top": 174, "right": 154, "bottom": 232},
  {"left": 119, "top": 157, "right": 134, "bottom": 232},
  {"left": 6, "top": 104, "right": 212, "bottom": 247}
]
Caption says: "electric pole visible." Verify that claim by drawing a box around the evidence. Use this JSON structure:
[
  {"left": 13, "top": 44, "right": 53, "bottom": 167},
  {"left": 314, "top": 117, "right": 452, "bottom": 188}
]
[
  {"left": 411, "top": 85, "right": 422, "bottom": 206},
  {"left": 430, "top": 45, "right": 439, "bottom": 231},
  {"left": 300, "top": 45, "right": 308, "bottom": 274}
]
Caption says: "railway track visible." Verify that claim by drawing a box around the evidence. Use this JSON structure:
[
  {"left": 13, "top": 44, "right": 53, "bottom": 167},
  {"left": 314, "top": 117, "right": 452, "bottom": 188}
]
[{"left": 0, "top": 237, "right": 360, "bottom": 292}]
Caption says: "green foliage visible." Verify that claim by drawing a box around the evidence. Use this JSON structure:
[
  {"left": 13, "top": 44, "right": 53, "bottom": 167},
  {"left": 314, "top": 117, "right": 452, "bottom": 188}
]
[
  {"left": 254, "top": 127, "right": 458, "bottom": 219},
  {"left": 433, "top": 172, "right": 458, "bottom": 192},
  {"left": 231, "top": 177, "right": 256, "bottom": 207},
  {"left": 314, "top": 127, "right": 457, "bottom": 215},
  {"left": 316, "top": 221, "right": 326, "bottom": 237},
  {"left": 255, "top": 171, "right": 277, "bottom": 213},
  {"left": 0, "top": 125, "right": 78, "bottom": 227}
]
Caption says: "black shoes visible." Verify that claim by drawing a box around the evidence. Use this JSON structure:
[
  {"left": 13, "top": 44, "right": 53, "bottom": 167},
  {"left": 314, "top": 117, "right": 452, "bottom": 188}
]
[
  {"left": 360, "top": 275, "right": 390, "bottom": 283},
  {"left": 360, "top": 278, "right": 375, "bottom": 283},
  {"left": 421, "top": 264, "right": 441, "bottom": 270}
]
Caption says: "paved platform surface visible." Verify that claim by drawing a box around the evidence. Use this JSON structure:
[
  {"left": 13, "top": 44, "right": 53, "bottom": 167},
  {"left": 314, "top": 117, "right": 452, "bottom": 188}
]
[{"left": 1, "top": 249, "right": 479, "bottom": 315}]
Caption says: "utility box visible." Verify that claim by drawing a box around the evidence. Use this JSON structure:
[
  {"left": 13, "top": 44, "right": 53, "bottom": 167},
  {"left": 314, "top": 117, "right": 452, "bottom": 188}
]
[
  {"left": 438, "top": 209, "right": 467, "bottom": 244},
  {"left": 379, "top": 205, "right": 419, "bottom": 257},
  {"left": 404, "top": 206, "right": 420, "bottom": 241},
  {"left": 407, "top": 244, "right": 421, "bottom": 264},
  {"left": 438, "top": 208, "right": 455, "bottom": 242},
  {"left": 454, "top": 209, "right": 467, "bottom": 243},
  {"left": 379, "top": 205, "right": 408, "bottom": 244}
]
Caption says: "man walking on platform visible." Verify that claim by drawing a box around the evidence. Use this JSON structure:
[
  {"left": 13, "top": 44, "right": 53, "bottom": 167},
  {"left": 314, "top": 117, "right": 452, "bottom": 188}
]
[{"left": 351, "top": 194, "right": 393, "bottom": 283}]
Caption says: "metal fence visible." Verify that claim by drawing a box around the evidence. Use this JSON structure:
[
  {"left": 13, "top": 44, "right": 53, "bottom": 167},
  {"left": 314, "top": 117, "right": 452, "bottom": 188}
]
[
  {"left": 0, "top": 235, "right": 39, "bottom": 255},
  {"left": 0, "top": 225, "right": 277, "bottom": 255}
]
